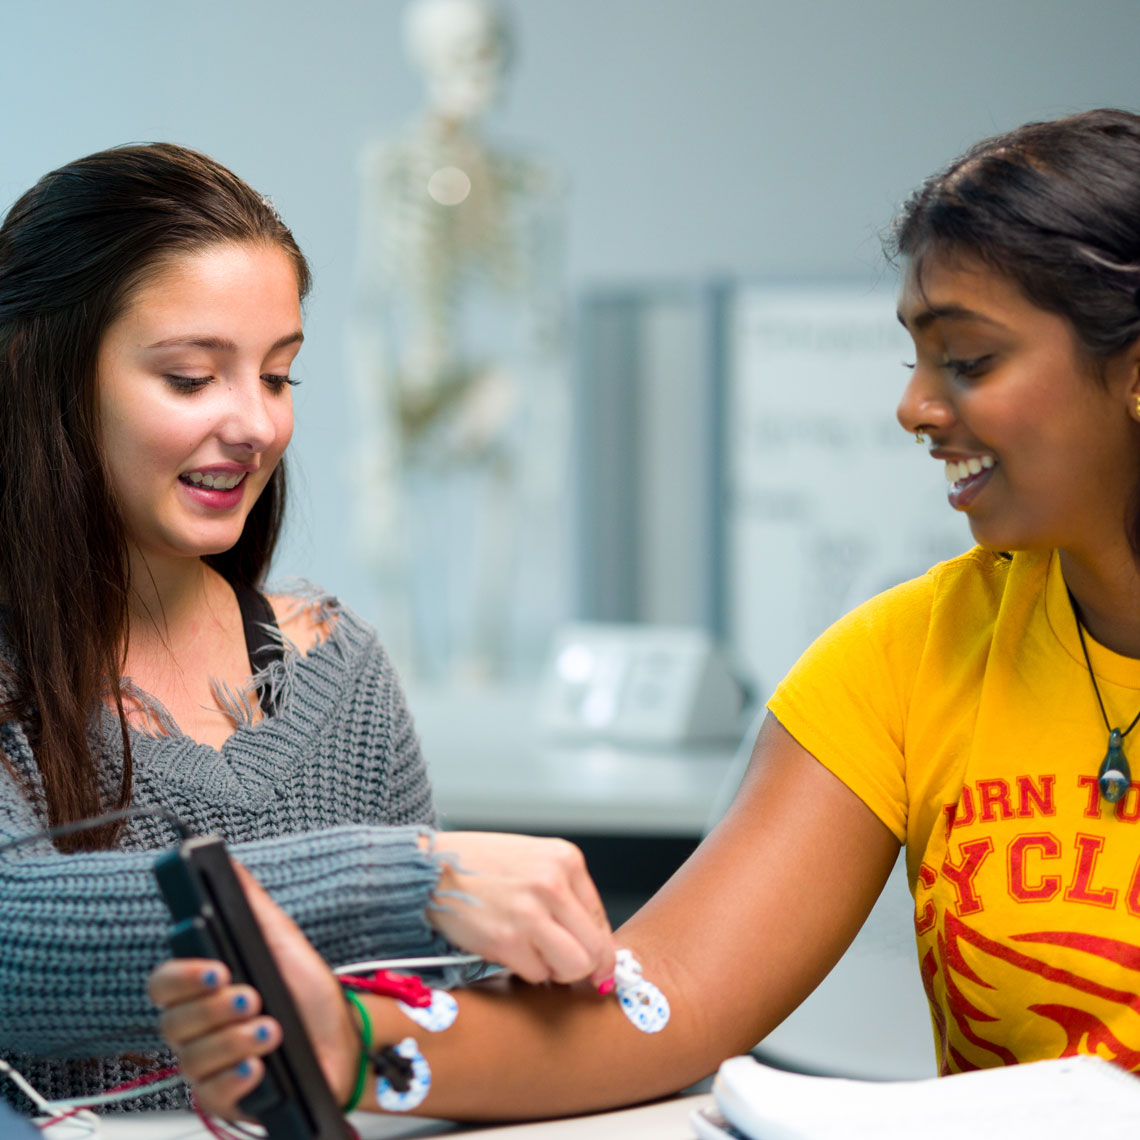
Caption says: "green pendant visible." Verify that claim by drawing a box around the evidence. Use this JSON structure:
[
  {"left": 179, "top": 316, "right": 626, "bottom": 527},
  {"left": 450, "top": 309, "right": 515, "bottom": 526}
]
[{"left": 1098, "top": 727, "right": 1132, "bottom": 803}]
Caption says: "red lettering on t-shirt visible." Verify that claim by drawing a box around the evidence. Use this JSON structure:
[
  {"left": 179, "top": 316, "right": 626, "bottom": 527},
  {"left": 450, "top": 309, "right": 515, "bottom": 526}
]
[
  {"left": 1015, "top": 774, "right": 1056, "bottom": 818},
  {"left": 944, "top": 784, "right": 976, "bottom": 834},
  {"left": 1114, "top": 783, "right": 1140, "bottom": 824},
  {"left": 977, "top": 779, "right": 1013, "bottom": 822},
  {"left": 915, "top": 862, "right": 938, "bottom": 935},
  {"left": 1007, "top": 832, "right": 1062, "bottom": 902},
  {"left": 1078, "top": 775, "right": 1103, "bottom": 819},
  {"left": 1127, "top": 851, "right": 1140, "bottom": 918},
  {"left": 1064, "top": 833, "right": 1118, "bottom": 909},
  {"left": 941, "top": 838, "right": 994, "bottom": 915}
]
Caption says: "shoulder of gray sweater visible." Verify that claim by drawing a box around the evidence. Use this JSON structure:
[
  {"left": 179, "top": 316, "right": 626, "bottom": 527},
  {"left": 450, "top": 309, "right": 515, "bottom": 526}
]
[{"left": 217, "top": 578, "right": 393, "bottom": 728}]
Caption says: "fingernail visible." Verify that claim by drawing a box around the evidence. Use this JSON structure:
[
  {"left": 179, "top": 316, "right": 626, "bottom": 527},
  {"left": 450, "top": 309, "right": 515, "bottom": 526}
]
[
  {"left": 597, "top": 977, "right": 615, "bottom": 996},
  {"left": 236, "top": 1060, "right": 252, "bottom": 1078},
  {"left": 233, "top": 993, "right": 249, "bottom": 1012},
  {"left": 255, "top": 1024, "right": 271, "bottom": 1043},
  {"left": 203, "top": 969, "right": 219, "bottom": 988}
]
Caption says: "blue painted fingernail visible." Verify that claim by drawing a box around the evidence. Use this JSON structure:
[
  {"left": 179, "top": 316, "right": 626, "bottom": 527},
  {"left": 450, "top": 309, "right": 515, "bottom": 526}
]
[
  {"left": 256, "top": 1024, "right": 271, "bottom": 1043},
  {"left": 233, "top": 993, "right": 249, "bottom": 1012},
  {"left": 203, "top": 969, "right": 219, "bottom": 988},
  {"left": 236, "top": 1060, "right": 252, "bottom": 1078}
]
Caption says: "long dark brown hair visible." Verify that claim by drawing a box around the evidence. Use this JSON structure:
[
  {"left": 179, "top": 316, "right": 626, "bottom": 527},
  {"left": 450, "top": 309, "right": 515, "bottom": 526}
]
[
  {"left": 0, "top": 143, "right": 311, "bottom": 849},
  {"left": 889, "top": 108, "right": 1140, "bottom": 558}
]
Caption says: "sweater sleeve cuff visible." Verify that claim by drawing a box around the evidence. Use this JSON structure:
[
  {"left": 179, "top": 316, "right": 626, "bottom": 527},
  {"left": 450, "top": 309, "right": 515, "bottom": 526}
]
[{"left": 235, "top": 824, "right": 455, "bottom": 970}]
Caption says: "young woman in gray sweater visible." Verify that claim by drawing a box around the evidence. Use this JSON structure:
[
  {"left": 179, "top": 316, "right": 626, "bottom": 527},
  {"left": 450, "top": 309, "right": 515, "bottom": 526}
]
[{"left": 0, "top": 143, "right": 613, "bottom": 1113}]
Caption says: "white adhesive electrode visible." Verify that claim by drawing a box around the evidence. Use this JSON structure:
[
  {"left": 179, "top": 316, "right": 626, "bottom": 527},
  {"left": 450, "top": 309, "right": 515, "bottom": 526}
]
[
  {"left": 613, "top": 948, "right": 670, "bottom": 1034},
  {"left": 398, "top": 988, "right": 459, "bottom": 1032},
  {"left": 374, "top": 1037, "right": 432, "bottom": 1112}
]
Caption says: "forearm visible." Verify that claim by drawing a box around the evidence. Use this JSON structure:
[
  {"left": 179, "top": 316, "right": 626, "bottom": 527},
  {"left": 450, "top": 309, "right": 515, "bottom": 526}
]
[
  {"left": 0, "top": 825, "right": 447, "bottom": 1057},
  {"left": 236, "top": 825, "right": 450, "bottom": 969},
  {"left": 352, "top": 723, "right": 902, "bottom": 1120},
  {"left": 0, "top": 844, "right": 168, "bottom": 1056},
  {"left": 355, "top": 946, "right": 729, "bottom": 1121},
  {"left": 365, "top": 878, "right": 794, "bottom": 1121}
]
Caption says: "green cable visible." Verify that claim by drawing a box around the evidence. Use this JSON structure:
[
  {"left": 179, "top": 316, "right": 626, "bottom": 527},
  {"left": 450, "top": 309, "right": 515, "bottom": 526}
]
[{"left": 343, "top": 989, "right": 372, "bottom": 1114}]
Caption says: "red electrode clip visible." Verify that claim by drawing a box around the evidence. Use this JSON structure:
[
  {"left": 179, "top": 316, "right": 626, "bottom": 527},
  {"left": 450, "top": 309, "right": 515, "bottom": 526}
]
[{"left": 338, "top": 970, "right": 433, "bottom": 1008}]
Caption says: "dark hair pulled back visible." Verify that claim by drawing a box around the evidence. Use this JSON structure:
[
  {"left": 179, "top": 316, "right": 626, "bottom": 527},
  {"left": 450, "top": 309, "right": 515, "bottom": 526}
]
[
  {"left": 892, "top": 109, "right": 1140, "bottom": 359},
  {"left": 891, "top": 107, "right": 1140, "bottom": 554},
  {"left": 0, "top": 143, "right": 311, "bottom": 849}
]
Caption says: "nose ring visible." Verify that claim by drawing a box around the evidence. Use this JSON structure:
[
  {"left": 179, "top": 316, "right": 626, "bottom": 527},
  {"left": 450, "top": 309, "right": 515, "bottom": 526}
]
[{"left": 914, "top": 430, "right": 927, "bottom": 444}]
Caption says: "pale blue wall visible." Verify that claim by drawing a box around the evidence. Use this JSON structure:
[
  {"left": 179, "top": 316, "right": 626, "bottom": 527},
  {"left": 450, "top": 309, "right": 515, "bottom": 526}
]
[{"left": 2, "top": 0, "right": 1137, "bottom": 618}]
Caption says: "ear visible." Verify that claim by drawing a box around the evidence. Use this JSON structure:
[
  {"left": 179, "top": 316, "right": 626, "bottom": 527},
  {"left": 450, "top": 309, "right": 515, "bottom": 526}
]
[{"left": 1120, "top": 337, "right": 1140, "bottom": 422}]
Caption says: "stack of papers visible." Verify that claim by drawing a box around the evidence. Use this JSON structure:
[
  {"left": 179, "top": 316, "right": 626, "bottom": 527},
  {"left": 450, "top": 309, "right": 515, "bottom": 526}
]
[{"left": 691, "top": 1054, "right": 1140, "bottom": 1140}]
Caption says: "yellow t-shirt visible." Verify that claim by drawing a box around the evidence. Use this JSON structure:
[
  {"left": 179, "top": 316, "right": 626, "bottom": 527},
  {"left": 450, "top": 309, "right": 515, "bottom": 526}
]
[{"left": 768, "top": 546, "right": 1140, "bottom": 1074}]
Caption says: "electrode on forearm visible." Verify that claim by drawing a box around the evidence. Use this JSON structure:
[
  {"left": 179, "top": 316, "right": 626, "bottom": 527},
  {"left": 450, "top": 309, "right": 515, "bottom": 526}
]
[
  {"left": 613, "top": 949, "right": 670, "bottom": 1034},
  {"left": 338, "top": 968, "right": 459, "bottom": 1033},
  {"left": 373, "top": 1038, "right": 431, "bottom": 1112}
]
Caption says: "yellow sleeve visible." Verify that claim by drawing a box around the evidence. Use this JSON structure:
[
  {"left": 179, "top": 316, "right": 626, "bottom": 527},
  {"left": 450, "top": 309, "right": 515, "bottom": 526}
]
[{"left": 766, "top": 571, "right": 936, "bottom": 842}]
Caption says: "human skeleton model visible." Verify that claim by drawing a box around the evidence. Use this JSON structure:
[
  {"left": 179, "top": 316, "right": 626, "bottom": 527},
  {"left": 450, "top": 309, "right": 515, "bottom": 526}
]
[{"left": 349, "top": 0, "right": 566, "bottom": 683}]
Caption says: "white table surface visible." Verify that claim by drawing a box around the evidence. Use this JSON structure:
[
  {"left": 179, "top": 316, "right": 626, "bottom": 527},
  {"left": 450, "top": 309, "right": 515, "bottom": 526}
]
[
  {"left": 408, "top": 685, "right": 741, "bottom": 836},
  {"left": 72, "top": 1091, "right": 713, "bottom": 1140}
]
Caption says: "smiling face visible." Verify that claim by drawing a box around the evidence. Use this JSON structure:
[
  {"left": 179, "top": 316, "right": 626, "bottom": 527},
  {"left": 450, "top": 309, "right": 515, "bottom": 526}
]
[
  {"left": 896, "top": 251, "right": 1140, "bottom": 559},
  {"left": 96, "top": 242, "right": 303, "bottom": 568}
]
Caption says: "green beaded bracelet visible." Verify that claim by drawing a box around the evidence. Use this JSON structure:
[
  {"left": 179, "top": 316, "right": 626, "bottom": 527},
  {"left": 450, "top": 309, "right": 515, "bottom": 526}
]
[{"left": 344, "top": 989, "right": 373, "bottom": 1114}]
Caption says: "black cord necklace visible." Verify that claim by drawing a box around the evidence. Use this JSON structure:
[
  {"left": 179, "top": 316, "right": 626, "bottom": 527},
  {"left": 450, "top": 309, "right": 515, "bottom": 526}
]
[{"left": 1068, "top": 589, "right": 1137, "bottom": 804}]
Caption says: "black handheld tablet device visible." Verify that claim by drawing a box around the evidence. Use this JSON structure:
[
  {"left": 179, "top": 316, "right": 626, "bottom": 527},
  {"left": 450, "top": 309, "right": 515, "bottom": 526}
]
[{"left": 154, "top": 834, "right": 353, "bottom": 1140}]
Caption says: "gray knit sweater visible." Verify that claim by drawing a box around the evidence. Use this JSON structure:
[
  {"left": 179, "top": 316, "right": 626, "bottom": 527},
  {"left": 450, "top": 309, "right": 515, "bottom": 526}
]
[{"left": 0, "top": 586, "right": 450, "bottom": 1111}]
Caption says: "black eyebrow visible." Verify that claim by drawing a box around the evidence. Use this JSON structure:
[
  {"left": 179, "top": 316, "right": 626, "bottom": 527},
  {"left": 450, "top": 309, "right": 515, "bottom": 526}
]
[
  {"left": 144, "top": 331, "right": 305, "bottom": 352},
  {"left": 896, "top": 305, "right": 1005, "bottom": 332}
]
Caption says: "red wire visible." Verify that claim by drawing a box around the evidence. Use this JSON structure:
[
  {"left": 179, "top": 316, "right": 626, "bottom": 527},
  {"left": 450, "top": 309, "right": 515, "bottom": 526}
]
[
  {"left": 105, "top": 1065, "right": 181, "bottom": 1095},
  {"left": 35, "top": 1065, "right": 182, "bottom": 1130},
  {"left": 191, "top": 1090, "right": 250, "bottom": 1140},
  {"left": 33, "top": 1061, "right": 363, "bottom": 1137},
  {"left": 191, "top": 1086, "right": 362, "bottom": 1140}
]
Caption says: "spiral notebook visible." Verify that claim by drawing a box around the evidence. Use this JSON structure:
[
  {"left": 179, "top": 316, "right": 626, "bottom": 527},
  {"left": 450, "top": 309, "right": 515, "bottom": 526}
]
[{"left": 691, "top": 1054, "right": 1140, "bottom": 1140}]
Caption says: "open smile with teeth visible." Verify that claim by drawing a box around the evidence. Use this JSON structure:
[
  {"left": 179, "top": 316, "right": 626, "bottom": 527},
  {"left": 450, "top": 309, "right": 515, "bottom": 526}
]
[
  {"left": 181, "top": 471, "right": 246, "bottom": 490},
  {"left": 945, "top": 455, "right": 995, "bottom": 486}
]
